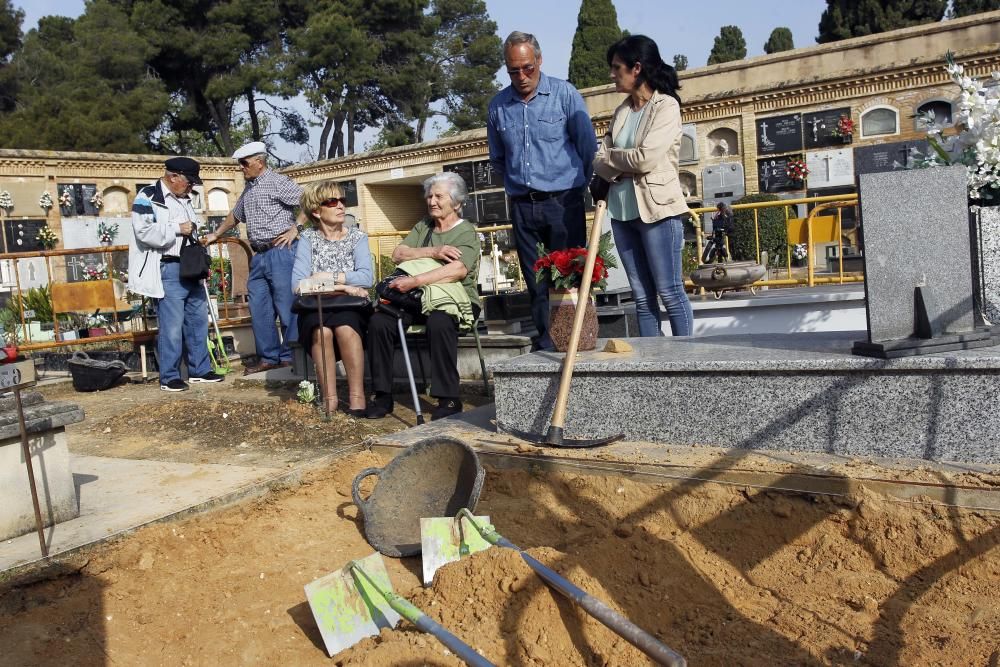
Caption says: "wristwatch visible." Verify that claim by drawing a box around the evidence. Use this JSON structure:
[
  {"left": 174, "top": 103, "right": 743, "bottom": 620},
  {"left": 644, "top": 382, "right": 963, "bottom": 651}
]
[{"left": 295, "top": 224, "right": 305, "bottom": 233}]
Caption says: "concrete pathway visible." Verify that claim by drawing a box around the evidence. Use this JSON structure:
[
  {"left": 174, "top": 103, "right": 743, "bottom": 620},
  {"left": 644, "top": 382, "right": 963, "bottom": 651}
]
[{"left": 1, "top": 454, "right": 281, "bottom": 574}]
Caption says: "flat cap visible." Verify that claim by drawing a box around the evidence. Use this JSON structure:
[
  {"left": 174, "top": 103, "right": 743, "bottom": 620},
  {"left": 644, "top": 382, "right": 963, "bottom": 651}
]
[
  {"left": 164, "top": 156, "right": 202, "bottom": 185},
  {"left": 232, "top": 141, "right": 267, "bottom": 160}
]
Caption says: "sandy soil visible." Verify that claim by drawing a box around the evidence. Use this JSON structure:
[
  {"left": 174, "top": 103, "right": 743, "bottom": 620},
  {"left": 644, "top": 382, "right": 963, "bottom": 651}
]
[{"left": 1, "top": 449, "right": 997, "bottom": 666}]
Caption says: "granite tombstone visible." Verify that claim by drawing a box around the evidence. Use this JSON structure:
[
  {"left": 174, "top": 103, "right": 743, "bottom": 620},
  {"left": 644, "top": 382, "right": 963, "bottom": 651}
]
[
  {"left": 803, "top": 108, "right": 852, "bottom": 148},
  {"left": 853, "top": 164, "right": 992, "bottom": 357},
  {"left": 756, "top": 113, "right": 802, "bottom": 155}
]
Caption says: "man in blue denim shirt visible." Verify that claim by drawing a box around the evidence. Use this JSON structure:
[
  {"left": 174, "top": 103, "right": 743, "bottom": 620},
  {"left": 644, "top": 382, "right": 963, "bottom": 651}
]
[{"left": 488, "top": 31, "right": 597, "bottom": 351}]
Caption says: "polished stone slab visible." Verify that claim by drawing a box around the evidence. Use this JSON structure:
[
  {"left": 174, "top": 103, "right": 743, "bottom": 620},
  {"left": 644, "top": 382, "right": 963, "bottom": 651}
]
[{"left": 491, "top": 332, "right": 1000, "bottom": 465}]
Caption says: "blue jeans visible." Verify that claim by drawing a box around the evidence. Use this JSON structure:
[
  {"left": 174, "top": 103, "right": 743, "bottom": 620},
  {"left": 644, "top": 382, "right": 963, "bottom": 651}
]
[
  {"left": 611, "top": 216, "right": 693, "bottom": 337},
  {"left": 157, "top": 262, "right": 212, "bottom": 383},
  {"left": 248, "top": 242, "right": 297, "bottom": 364},
  {"left": 510, "top": 189, "right": 587, "bottom": 350}
]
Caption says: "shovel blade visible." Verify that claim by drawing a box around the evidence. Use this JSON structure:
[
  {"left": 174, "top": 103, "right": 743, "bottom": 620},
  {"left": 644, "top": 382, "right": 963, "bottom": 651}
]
[
  {"left": 420, "top": 515, "right": 492, "bottom": 586},
  {"left": 502, "top": 425, "right": 624, "bottom": 449},
  {"left": 305, "top": 552, "right": 402, "bottom": 657}
]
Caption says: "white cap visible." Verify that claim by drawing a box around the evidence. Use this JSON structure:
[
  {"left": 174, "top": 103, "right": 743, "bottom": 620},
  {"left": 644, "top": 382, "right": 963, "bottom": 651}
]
[{"left": 232, "top": 141, "right": 267, "bottom": 160}]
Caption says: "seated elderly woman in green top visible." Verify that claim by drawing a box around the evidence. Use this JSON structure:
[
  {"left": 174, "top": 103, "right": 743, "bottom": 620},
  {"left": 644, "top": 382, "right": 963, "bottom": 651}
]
[
  {"left": 366, "top": 171, "right": 481, "bottom": 421},
  {"left": 292, "top": 180, "right": 373, "bottom": 416}
]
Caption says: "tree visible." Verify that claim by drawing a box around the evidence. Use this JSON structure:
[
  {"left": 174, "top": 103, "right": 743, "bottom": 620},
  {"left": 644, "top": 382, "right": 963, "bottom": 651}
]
[
  {"left": 817, "top": 0, "right": 946, "bottom": 44},
  {"left": 0, "top": 5, "right": 169, "bottom": 153},
  {"left": 109, "top": 0, "right": 298, "bottom": 156},
  {"left": 284, "top": 0, "right": 428, "bottom": 159},
  {"left": 391, "top": 0, "right": 502, "bottom": 143},
  {"left": 673, "top": 54, "right": 688, "bottom": 71},
  {"left": 707, "top": 26, "right": 747, "bottom": 65},
  {"left": 568, "top": 0, "right": 624, "bottom": 88},
  {"left": 0, "top": 0, "right": 23, "bottom": 111},
  {"left": 952, "top": 0, "right": 1000, "bottom": 16},
  {"left": 764, "top": 27, "right": 794, "bottom": 53}
]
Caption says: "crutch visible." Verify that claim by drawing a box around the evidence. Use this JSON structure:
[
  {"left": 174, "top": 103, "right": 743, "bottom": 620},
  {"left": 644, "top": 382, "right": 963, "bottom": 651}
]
[{"left": 376, "top": 302, "right": 424, "bottom": 425}]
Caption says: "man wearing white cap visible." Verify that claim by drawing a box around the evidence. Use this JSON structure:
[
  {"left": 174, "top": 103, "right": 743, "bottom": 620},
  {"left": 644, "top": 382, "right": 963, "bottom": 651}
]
[{"left": 203, "top": 141, "right": 303, "bottom": 374}]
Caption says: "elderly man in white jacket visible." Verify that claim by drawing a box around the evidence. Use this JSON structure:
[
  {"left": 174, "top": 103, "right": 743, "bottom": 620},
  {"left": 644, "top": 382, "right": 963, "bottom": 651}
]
[{"left": 127, "top": 157, "right": 223, "bottom": 392}]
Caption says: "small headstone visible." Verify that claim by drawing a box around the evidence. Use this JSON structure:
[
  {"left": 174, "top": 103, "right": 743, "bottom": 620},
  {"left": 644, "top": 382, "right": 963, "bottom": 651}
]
[
  {"left": 756, "top": 113, "right": 803, "bottom": 155},
  {"left": 853, "top": 164, "right": 989, "bottom": 356},
  {"left": 854, "top": 140, "right": 930, "bottom": 176}
]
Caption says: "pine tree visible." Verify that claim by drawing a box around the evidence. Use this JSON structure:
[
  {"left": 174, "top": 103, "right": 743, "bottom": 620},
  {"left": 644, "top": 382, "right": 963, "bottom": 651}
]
[
  {"left": 764, "top": 27, "right": 794, "bottom": 53},
  {"left": 568, "top": 0, "right": 624, "bottom": 88},
  {"left": 707, "top": 26, "right": 747, "bottom": 65},
  {"left": 817, "top": 0, "right": 947, "bottom": 44},
  {"left": 952, "top": 0, "right": 1000, "bottom": 16},
  {"left": 673, "top": 54, "right": 688, "bottom": 71}
]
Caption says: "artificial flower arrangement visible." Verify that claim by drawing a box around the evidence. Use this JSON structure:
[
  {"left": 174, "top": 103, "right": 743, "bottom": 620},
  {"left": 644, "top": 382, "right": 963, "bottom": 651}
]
[
  {"left": 83, "top": 263, "right": 109, "bottom": 281},
  {"left": 38, "top": 191, "right": 54, "bottom": 211},
  {"left": 792, "top": 243, "right": 808, "bottom": 260},
  {"left": 0, "top": 190, "right": 12, "bottom": 210},
  {"left": 36, "top": 226, "right": 58, "bottom": 250},
  {"left": 97, "top": 220, "right": 119, "bottom": 244},
  {"left": 785, "top": 158, "right": 809, "bottom": 182},
  {"left": 90, "top": 192, "right": 103, "bottom": 210},
  {"left": 830, "top": 114, "right": 854, "bottom": 138},
  {"left": 918, "top": 52, "right": 1000, "bottom": 202},
  {"left": 59, "top": 188, "right": 74, "bottom": 208},
  {"left": 533, "top": 231, "right": 618, "bottom": 292}
]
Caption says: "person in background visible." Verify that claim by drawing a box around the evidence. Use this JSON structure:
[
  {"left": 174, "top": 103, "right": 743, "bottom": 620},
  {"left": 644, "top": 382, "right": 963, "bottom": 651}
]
[
  {"left": 487, "top": 30, "right": 597, "bottom": 351},
  {"left": 202, "top": 141, "right": 303, "bottom": 374},
  {"left": 592, "top": 34, "right": 693, "bottom": 337},
  {"left": 128, "top": 157, "right": 224, "bottom": 391},
  {"left": 292, "top": 181, "right": 372, "bottom": 417},
  {"left": 366, "top": 172, "right": 480, "bottom": 421}
]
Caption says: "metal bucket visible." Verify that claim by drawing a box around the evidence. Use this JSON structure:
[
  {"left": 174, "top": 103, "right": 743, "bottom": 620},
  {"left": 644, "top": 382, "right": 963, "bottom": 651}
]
[
  {"left": 689, "top": 260, "right": 766, "bottom": 296},
  {"left": 352, "top": 436, "right": 484, "bottom": 557}
]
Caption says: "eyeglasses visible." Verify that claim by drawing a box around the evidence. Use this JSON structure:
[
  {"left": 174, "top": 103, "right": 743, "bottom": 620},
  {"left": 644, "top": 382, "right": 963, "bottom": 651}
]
[
  {"left": 506, "top": 63, "right": 537, "bottom": 78},
  {"left": 320, "top": 197, "right": 348, "bottom": 208},
  {"left": 238, "top": 159, "right": 253, "bottom": 167}
]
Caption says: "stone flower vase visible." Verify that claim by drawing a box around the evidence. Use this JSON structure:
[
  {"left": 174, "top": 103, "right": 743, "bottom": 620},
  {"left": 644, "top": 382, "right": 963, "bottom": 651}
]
[{"left": 548, "top": 288, "right": 598, "bottom": 352}]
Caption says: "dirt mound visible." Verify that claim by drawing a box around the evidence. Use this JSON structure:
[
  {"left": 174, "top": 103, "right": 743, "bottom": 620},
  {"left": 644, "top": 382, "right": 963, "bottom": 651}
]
[{"left": 2, "top": 452, "right": 998, "bottom": 665}]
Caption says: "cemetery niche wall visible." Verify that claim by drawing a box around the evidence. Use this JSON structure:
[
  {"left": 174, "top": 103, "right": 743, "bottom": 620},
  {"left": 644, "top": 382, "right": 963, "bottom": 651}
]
[
  {"left": 803, "top": 108, "right": 853, "bottom": 149},
  {"left": 755, "top": 113, "right": 802, "bottom": 156},
  {"left": 445, "top": 159, "right": 513, "bottom": 251},
  {"left": 757, "top": 155, "right": 805, "bottom": 193}
]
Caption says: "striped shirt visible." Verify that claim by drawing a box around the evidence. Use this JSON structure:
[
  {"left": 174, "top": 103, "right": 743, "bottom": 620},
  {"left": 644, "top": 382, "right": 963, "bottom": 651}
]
[{"left": 233, "top": 169, "right": 303, "bottom": 243}]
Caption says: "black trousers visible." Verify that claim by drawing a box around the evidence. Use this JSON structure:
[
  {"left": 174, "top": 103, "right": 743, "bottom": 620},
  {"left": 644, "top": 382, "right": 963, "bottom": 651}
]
[
  {"left": 510, "top": 187, "right": 586, "bottom": 350},
  {"left": 368, "top": 308, "right": 474, "bottom": 400}
]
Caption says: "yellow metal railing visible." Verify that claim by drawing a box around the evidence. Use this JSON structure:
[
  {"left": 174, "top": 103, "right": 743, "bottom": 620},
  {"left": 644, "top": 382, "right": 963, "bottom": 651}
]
[{"left": 688, "top": 194, "right": 862, "bottom": 288}]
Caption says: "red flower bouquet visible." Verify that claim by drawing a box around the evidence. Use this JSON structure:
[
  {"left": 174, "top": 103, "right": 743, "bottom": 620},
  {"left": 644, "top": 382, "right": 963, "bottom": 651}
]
[
  {"left": 785, "top": 158, "right": 809, "bottom": 181},
  {"left": 533, "top": 231, "right": 618, "bottom": 292},
  {"left": 831, "top": 114, "right": 854, "bottom": 138}
]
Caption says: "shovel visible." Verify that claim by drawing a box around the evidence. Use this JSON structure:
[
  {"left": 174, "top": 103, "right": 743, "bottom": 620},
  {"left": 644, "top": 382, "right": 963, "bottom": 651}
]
[
  {"left": 202, "top": 280, "right": 231, "bottom": 376},
  {"left": 503, "top": 200, "right": 623, "bottom": 448},
  {"left": 305, "top": 552, "right": 494, "bottom": 666},
  {"left": 453, "top": 509, "right": 687, "bottom": 667}
]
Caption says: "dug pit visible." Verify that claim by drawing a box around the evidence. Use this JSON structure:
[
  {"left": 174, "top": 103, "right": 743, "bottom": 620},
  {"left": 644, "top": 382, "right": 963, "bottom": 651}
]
[{"left": 1, "top": 450, "right": 997, "bottom": 665}]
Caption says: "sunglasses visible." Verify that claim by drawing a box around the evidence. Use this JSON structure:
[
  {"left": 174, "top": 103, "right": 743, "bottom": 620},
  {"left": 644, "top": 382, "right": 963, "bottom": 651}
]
[
  {"left": 320, "top": 197, "right": 348, "bottom": 208},
  {"left": 506, "top": 63, "right": 536, "bottom": 78},
  {"left": 238, "top": 158, "right": 254, "bottom": 167}
]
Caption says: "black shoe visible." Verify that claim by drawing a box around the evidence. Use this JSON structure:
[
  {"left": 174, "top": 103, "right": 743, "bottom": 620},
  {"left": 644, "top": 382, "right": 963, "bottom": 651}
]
[
  {"left": 366, "top": 393, "right": 394, "bottom": 419},
  {"left": 190, "top": 372, "right": 224, "bottom": 383},
  {"left": 341, "top": 405, "right": 367, "bottom": 418},
  {"left": 431, "top": 398, "right": 462, "bottom": 420},
  {"left": 160, "top": 379, "right": 189, "bottom": 392}
]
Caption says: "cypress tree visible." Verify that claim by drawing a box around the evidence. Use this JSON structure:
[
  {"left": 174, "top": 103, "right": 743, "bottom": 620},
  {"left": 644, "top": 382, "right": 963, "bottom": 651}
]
[
  {"left": 817, "top": 0, "right": 946, "bottom": 44},
  {"left": 673, "top": 54, "right": 688, "bottom": 71},
  {"left": 952, "top": 0, "right": 1000, "bottom": 16},
  {"left": 707, "top": 26, "right": 747, "bottom": 65},
  {"left": 568, "top": 0, "right": 624, "bottom": 88},
  {"left": 764, "top": 27, "right": 794, "bottom": 54}
]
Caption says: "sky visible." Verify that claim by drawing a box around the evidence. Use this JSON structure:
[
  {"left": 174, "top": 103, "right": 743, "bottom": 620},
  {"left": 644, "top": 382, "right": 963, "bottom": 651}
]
[{"left": 17, "top": 0, "right": 829, "bottom": 162}]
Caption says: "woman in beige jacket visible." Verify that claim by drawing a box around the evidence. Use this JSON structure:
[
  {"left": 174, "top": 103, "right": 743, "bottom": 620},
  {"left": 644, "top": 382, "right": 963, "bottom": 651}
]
[{"left": 593, "top": 35, "right": 693, "bottom": 336}]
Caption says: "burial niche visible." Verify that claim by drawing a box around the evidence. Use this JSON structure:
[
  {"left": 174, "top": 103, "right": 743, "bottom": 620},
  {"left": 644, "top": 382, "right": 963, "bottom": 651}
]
[{"left": 708, "top": 128, "right": 738, "bottom": 157}]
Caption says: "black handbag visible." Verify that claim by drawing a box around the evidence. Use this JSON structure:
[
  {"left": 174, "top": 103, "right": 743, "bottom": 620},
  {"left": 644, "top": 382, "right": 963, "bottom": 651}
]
[
  {"left": 375, "top": 268, "right": 424, "bottom": 316},
  {"left": 292, "top": 292, "right": 370, "bottom": 314},
  {"left": 179, "top": 235, "right": 211, "bottom": 281}
]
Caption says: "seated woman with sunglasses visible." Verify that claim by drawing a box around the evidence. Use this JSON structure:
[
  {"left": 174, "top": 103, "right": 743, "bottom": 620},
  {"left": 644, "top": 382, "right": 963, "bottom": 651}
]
[{"left": 292, "top": 181, "right": 373, "bottom": 416}]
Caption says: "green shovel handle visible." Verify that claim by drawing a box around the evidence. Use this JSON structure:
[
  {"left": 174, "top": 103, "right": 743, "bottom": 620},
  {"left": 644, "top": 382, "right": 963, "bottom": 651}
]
[{"left": 348, "top": 562, "right": 495, "bottom": 667}]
